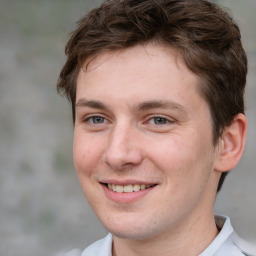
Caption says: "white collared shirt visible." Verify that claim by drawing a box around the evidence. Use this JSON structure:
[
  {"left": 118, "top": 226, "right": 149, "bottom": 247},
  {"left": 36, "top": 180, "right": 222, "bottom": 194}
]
[{"left": 80, "top": 215, "right": 255, "bottom": 256}]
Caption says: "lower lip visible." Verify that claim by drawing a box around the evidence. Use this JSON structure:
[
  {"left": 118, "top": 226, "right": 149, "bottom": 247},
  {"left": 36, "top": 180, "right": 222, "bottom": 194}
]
[{"left": 101, "top": 184, "right": 156, "bottom": 204}]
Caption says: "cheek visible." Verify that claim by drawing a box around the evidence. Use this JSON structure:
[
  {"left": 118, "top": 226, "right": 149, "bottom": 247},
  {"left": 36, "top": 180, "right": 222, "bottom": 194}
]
[
  {"left": 150, "top": 136, "right": 191, "bottom": 167},
  {"left": 73, "top": 133, "right": 106, "bottom": 203},
  {"left": 150, "top": 133, "right": 213, "bottom": 179},
  {"left": 73, "top": 132, "right": 102, "bottom": 176}
]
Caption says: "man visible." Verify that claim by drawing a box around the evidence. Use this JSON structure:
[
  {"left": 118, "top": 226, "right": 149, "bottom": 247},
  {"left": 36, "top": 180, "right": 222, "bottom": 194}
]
[{"left": 57, "top": 0, "right": 255, "bottom": 255}]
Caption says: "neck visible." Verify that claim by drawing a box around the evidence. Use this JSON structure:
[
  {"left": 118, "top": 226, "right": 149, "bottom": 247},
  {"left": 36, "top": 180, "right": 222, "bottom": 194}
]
[{"left": 112, "top": 213, "right": 218, "bottom": 256}]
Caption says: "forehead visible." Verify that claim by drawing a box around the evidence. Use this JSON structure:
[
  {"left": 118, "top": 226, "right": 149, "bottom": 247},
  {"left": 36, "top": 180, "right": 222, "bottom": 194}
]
[
  {"left": 76, "top": 44, "right": 206, "bottom": 112},
  {"left": 83, "top": 43, "right": 190, "bottom": 76}
]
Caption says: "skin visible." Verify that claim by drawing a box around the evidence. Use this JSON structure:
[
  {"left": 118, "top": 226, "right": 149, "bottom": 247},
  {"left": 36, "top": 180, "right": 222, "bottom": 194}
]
[{"left": 73, "top": 43, "right": 247, "bottom": 256}]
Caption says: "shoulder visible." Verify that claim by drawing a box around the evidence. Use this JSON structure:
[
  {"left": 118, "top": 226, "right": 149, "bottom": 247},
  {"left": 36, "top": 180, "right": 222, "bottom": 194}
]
[
  {"left": 215, "top": 232, "right": 256, "bottom": 256},
  {"left": 201, "top": 215, "right": 256, "bottom": 256},
  {"left": 230, "top": 233, "right": 256, "bottom": 256},
  {"left": 81, "top": 234, "right": 113, "bottom": 256}
]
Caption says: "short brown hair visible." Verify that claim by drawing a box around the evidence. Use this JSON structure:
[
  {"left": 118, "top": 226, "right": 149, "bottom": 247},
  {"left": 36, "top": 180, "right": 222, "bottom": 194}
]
[{"left": 57, "top": 0, "right": 247, "bottom": 192}]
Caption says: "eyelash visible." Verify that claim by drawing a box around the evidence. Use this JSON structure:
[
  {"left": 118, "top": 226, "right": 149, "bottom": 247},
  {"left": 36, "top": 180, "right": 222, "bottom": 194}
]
[
  {"left": 147, "top": 116, "right": 173, "bottom": 125},
  {"left": 81, "top": 114, "right": 175, "bottom": 131},
  {"left": 83, "top": 115, "right": 108, "bottom": 124}
]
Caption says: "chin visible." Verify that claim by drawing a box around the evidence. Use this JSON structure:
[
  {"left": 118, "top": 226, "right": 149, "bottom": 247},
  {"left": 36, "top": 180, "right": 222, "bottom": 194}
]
[
  {"left": 103, "top": 220, "right": 162, "bottom": 241},
  {"left": 110, "top": 229, "right": 154, "bottom": 240}
]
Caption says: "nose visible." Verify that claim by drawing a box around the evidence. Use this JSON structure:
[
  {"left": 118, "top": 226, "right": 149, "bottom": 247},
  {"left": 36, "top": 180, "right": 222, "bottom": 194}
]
[{"left": 103, "top": 124, "right": 143, "bottom": 170}]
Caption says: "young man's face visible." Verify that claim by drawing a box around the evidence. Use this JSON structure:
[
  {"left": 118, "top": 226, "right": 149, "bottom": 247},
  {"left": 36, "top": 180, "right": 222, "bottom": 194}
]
[{"left": 74, "top": 44, "right": 221, "bottom": 240}]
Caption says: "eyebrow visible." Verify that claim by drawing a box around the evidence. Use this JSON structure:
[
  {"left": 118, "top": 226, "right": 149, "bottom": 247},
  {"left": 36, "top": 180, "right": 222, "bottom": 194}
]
[
  {"left": 76, "top": 98, "right": 188, "bottom": 114},
  {"left": 133, "top": 100, "right": 188, "bottom": 113},
  {"left": 76, "top": 99, "right": 109, "bottom": 110}
]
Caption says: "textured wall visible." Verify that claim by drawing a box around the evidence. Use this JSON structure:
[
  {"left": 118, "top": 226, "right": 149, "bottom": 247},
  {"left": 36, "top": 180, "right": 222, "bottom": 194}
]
[{"left": 0, "top": 0, "right": 255, "bottom": 255}]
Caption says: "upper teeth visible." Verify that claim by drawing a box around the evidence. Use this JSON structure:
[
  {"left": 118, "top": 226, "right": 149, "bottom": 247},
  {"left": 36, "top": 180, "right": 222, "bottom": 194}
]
[{"left": 108, "top": 184, "right": 152, "bottom": 193}]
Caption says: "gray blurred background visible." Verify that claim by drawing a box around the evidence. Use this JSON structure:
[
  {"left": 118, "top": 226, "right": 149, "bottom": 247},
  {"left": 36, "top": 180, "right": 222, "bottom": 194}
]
[{"left": 0, "top": 0, "right": 255, "bottom": 255}]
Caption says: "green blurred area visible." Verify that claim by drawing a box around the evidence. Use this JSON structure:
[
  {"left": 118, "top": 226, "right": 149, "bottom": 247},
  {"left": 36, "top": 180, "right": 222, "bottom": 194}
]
[{"left": 0, "top": 1, "right": 255, "bottom": 255}]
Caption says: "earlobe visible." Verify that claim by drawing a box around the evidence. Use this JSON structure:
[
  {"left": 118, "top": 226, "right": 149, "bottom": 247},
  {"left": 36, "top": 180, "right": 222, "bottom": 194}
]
[{"left": 214, "top": 113, "right": 247, "bottom": 173}]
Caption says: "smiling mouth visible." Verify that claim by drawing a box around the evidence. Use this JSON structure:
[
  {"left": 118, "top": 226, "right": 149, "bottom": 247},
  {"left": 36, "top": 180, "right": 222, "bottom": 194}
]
[{"left": 106, "top": 184, "right": 156, "bottom": 193}]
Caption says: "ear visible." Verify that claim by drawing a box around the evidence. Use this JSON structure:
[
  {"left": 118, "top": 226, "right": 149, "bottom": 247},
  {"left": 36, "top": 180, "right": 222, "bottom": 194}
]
[{"left": 214, "top": 113, "right": 247, "bottom": 172}]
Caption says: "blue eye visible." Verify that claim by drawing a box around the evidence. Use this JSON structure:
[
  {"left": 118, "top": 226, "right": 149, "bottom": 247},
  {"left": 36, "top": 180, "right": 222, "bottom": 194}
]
[
  {"left": 88, "top": 116, "right": 106, "bottom": 124},
  {"left": 154, "top": 117, "right": 167, "bottom": 125},
  {"left": 149, "top": 117, "right": 168, "bottom": 125}
]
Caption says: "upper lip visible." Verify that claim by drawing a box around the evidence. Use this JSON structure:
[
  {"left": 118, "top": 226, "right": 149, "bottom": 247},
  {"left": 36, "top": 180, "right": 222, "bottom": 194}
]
[{"left": 100, "top": 179, "right": 159, "bottom": 186}]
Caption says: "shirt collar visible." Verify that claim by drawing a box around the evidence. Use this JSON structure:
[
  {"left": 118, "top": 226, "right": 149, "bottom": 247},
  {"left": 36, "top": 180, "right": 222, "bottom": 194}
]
[{"left": 199, "top": 214, "right": 234, "bottom": 256}]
